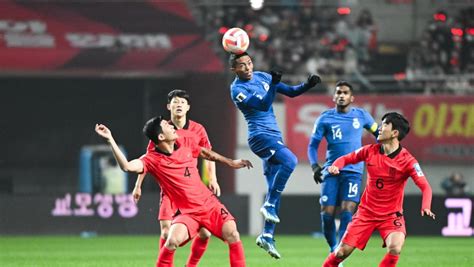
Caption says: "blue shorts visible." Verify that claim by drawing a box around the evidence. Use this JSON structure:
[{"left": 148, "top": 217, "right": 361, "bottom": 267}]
[
  {"left": 320, "top": 171, "right": 362, "bottom": 207},
  {"left": 248, "top": 134, "right": 286, "bottom": 160}
]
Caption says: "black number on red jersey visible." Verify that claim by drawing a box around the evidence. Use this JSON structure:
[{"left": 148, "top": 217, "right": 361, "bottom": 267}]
[
  {"left": 220, "top": 208, "right": 229, "bottom": 219},
  {"left": 393, "top": 219, "right": 403, "bottom": 227},
  {"left": 376, "top": 178, "right": 384, "bottom": 189},
  {"left": 184, "top": 167, "right": 191, "bottom": 178}
]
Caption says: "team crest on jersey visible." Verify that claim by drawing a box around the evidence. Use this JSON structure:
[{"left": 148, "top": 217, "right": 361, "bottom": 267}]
[
  {"left": 320, "top": 195, "right": 328, "bottom": 203},
  {"left": 414, "top": 163, "right": 424, "bottom": 177},
  {"left": 236, "top": 92, "right": 247, "bottom": 102},
  {"left": 352, "top": 118, "right": 360, "bottom": 129},
  {"left": 262, "top": 82, "right": 270, "bottom": 91}
]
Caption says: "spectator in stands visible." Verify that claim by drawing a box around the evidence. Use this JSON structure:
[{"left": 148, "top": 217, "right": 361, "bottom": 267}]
[{"left": 441, "top": 172, "right": 468, "bottom": 196}]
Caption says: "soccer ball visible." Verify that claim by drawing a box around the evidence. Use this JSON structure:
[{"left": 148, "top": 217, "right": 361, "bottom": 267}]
[{"left": 222, "top": 27, "right": 250, "bottom": 54}]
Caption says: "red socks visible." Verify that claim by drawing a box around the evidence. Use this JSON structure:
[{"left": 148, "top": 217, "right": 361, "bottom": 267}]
[
  {"left": 322, "top": 253, "right": 344, "bottom": 267},
  {"left": 379, "top": 253, "right": 399, "bottom": 267},
  {"left": 157, "top": 238, "right": 245, "bottom": 267},
  {"left": 156, "top": 246, "right": 175, "bottom": 267},
  {"left": 229, "top": 241, "right": 246, "bottom": 267},
  {"left": 159, "top": 238, "right": 166, "bottom": 249},
  {"left": 186, "top": 237, "right": 210, "bottom": 267}
]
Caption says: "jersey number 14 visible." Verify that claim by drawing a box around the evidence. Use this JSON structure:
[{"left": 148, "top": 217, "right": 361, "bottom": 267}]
[{"left": 332, "top": 127, "right": 342, "bottom": 140}]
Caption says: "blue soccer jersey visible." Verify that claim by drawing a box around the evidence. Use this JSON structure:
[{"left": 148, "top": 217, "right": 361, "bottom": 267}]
[
  {"left": 231, "top": 71, "right": 281, "bottom": 139},
  {"left": 308, "top": 107, "right": 377, "bottom": 174},
  {"left": 230, "top": 71, "right": 308, "bottom": 140}
]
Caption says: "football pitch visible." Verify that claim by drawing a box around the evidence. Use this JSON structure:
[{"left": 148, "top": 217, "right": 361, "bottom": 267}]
[{"left": 0, "top": 235, "right": 472, "bottom": 267}]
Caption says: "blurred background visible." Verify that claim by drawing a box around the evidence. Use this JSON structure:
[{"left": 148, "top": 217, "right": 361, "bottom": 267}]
[{"left": 0, "top": 0, "right": 473, "bottom": 238}]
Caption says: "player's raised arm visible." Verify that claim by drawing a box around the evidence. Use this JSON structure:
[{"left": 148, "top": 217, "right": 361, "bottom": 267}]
[
  {"left": 408, "top": 162, "right": 435, "bottom": 219},
  {"left": 95, "top": 123, "right": 144, "bottom": 173},
  {"left": 276, "top": 74, "right": 321, "bottom": 97},
  {"left": 199, "top": 147, "right": 253, "bottom": 169}
]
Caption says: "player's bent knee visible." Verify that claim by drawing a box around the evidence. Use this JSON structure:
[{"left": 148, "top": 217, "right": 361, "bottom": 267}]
[
  {"left": 165, "top": 236, "right": 181, "bottom": 250},
  {"left": 334, "top": 244, "right": 353, "bottom": 259},
  {"left": 223, "top": 230, "right": 240, "bottom": 243},
  {"left": 286, "top": 154, "right": 298, "bottom": 170},
  {"left": 387, "top": 244, "right": 402, "bottom": 255},
  {"left": 160, "top": 222, "right": 171, "bottom": 239},
  {"left": 198, "top": 228, "right": 212, "bottom": 239},
  {"left": 321, "top": 208, "right": 336, "bottom": 215},
  {"left": 160, "top": 228, "right": 170, "bottom": 240},
  {"left": 334, "top": 249, "right": 347, "bottom": 259}
]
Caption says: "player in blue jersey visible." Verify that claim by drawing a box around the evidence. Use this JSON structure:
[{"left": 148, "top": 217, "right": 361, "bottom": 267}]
[
  {"left": 307, "top": 81, "right": 378, "bottom": 254},
  {"left": 229, "top": 52, "right": 321, "bottom": 259}
]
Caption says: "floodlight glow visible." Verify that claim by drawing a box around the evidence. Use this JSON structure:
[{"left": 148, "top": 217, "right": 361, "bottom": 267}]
[{"left": 250, "top": 0, "right": 264, "bottom": 10}]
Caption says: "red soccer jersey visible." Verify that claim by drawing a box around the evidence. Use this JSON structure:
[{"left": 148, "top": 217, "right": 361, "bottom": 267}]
[
  {"left": 333, "top": 144, "right": 432, "bottom": 217},
  {"left": 140, "top": 137, "right": 217, "bottom": 214},
  {"left": 146, "top": 120, "right": 212, "bottom": 165}
]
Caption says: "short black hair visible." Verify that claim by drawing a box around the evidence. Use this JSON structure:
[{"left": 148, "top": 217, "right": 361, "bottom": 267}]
[
  {"left": 381, "top": 112, "right": 410, "bottom": 141},
  {"left": 335, "top": 80, "right": 353, "bottom": 92},
  {"left": 229, "top": 52, "right": 249, "bottom": 68},
  {"left": 143, "top": 116, "right": 164, "bottom": 144},
  {"left": 167, "top": 89, "right": 190, "bottom": 104}
]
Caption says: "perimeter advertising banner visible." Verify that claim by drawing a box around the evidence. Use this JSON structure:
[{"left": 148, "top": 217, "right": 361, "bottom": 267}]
[
  {"left": 0, "top": 1, "right": 223, "bottom": 73},
  {"left": 285, "top": 95, "right": 474, "bottom": 163}
]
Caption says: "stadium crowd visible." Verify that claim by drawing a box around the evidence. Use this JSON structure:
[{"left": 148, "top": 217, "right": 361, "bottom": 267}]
[
  {"left": 405, "top": 8, "right": 474, "bottom": 93},
  {"left": 195, "top": 4, "right": 376, "bottom": 87},
  {"left": 192, "top": 3, "right": 474, "bottom": 93}
]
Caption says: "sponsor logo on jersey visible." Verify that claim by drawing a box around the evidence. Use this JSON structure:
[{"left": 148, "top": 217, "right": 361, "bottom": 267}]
[
  {"left": 353, "top": 118, "right": 360, "bottom": 129},
  {"left": 236, "top": 92, "right": 247, "bottom": 102},
  {"left": 414, "top": 163, "right": 424, "bottom": 177}
]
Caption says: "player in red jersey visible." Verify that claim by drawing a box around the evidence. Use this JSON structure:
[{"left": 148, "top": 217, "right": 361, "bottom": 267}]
[
  {"left": 322, "top": 112, "right": 436, "bottom": 267},
  {"left": 95, "top": 116, "right": 252, "bottom": 267},
  {"left": 132, "top": 90, "right": 219, "bottom": 266}
]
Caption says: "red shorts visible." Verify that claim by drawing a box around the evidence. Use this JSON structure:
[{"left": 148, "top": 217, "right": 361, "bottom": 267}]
[
  {"left": 172, "top": 200, "right": 235, "bottom": 246},
  {"left": 158, "top": 192, "right": 176, "bottom": 221},
  {"left": 341, "top": 211, "right": 406, "bottom": 250}
]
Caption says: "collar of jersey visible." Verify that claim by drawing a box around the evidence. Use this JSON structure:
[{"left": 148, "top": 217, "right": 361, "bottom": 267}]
[
  {"left": 155, "top": 143, "right": 179, "bottom": 156},
  {"left": 379, "top": 145, "right": 402, "bottom": 159},
  {"left": 171, "top": 119, "right": 189, "bottom": 130}
]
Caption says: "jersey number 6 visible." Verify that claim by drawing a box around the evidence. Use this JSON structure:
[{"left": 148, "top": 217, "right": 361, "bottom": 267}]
[{"left": 376, "top": 178, "right": 384, "bottom": 189}]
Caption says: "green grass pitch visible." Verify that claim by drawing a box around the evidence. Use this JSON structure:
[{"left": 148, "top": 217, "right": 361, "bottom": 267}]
[{"left": 1, "top": 235, "right": 472, "bottom": 266}]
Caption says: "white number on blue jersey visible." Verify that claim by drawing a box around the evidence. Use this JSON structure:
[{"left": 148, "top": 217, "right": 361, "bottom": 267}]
[
  {"left": 348, "top": 182, "right": 358, "bottom": 197},
  {"left": 331, "top": 125, "right": 342, "bottom": 140}
]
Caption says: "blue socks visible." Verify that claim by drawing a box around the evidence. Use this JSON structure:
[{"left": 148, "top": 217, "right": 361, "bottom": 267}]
[
  {"left": 339, "top": 211, "right": 353, "bottom": 242},
  {"left": 321, "top": 212, "right": 337, "bottom": 251}
]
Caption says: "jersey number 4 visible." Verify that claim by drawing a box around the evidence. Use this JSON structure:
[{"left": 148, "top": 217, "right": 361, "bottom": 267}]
[{"left": 184, "top": 167, "right": 191, "bottom": 178}]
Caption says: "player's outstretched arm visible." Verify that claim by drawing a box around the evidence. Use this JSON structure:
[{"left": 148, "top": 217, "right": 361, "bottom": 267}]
[
  {"left": 132, "top": 173, "right": 146, "bottom": 203},
  {"left": 421, "top": 208, "right": 436, "bottom": 220},
  {"left": 95, "top": 124, "right": 144, "bottom": 173},
  {"left": 277, "top": 74, "right": 321, "bottom": 97},
  {"left": 199, "top": 147, "right": 253, "bottom": 169}
]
